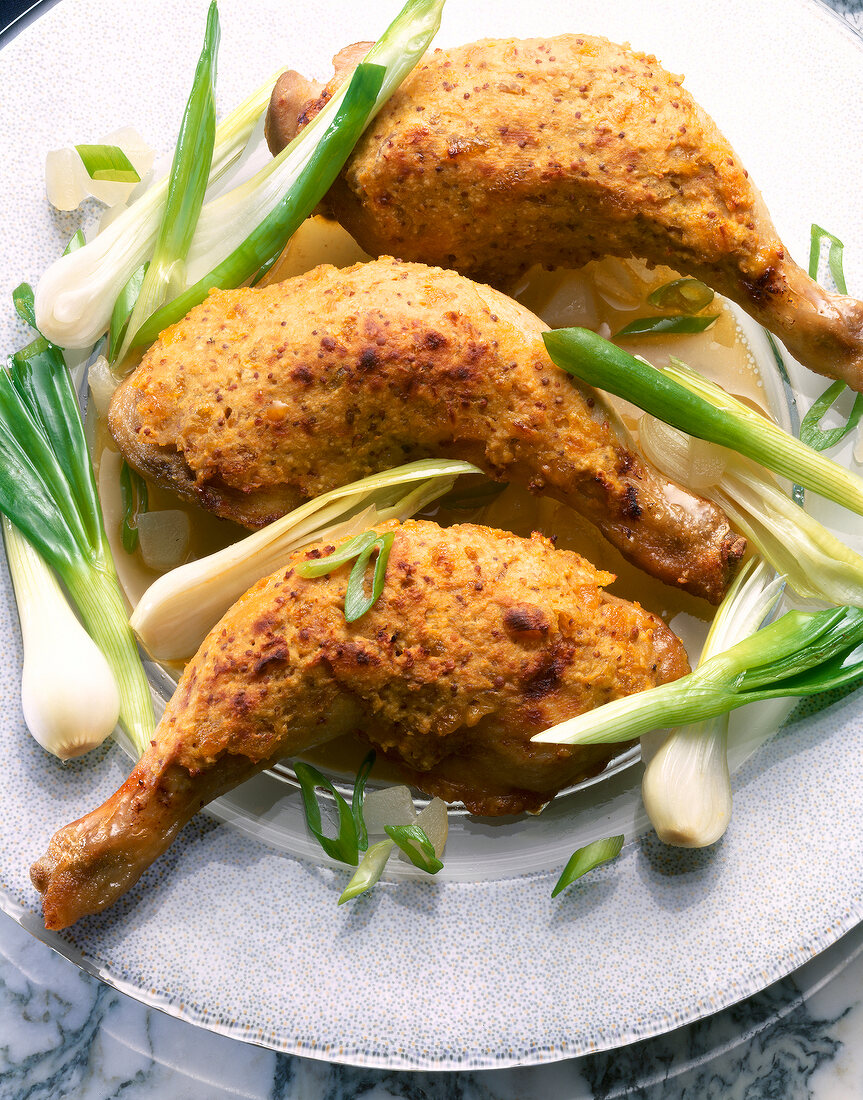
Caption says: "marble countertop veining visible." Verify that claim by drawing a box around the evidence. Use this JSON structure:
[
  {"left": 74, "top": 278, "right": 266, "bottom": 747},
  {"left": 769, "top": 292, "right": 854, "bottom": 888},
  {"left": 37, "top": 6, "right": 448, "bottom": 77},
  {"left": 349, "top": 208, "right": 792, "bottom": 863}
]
[{"left": 2, "top": 1, "right": 863, "bottom": 1098}]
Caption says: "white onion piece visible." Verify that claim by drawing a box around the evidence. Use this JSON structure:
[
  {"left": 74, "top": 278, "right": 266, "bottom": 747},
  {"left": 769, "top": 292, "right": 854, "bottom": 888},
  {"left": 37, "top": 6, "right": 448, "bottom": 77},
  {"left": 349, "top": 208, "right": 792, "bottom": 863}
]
[
  {"left": 87, "top": 355, "right": 121, "bottom": 419},
  {"left": 363, "top": 785, "right": 416, "bottom": 833},
  {"left": 412, "top": 797, "right": 448, "bottom": 858},
  {"left": 137, "top": 511, "right": 191, "bottom": 573},
  {"left": 45, "top": 128, "right": 155, "bottom": 211}
]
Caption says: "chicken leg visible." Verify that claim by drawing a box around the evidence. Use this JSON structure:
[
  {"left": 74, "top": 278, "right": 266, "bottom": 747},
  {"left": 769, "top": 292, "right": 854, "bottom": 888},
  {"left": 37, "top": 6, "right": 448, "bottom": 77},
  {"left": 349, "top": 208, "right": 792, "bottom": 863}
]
[
  {"left": 31, "top": 520, "right": 689, "bottom": 929},
  {"left": 109, "top": 256, "right": 744, "bottom": 603},
  {"left": 266, "top": 34, "right": 863, "bottom": 390}
]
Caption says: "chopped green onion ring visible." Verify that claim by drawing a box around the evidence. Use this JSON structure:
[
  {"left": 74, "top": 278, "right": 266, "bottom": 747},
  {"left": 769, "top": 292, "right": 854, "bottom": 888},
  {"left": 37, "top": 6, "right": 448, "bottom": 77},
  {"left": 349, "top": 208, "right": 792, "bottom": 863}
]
[
  {"left": 345, "top": 532, "right": 394, "bottom": 623},
  {"left": 384, "top": 824, "right": 444, "bottom": 873},
  {"left": 647, "top": 278, "right": 715, "bottom": 314},
  {"left": 296, "top": 528, "right": 395, "bottom": 622},
  {"left": 799, "top": 380, "right": 863, "bottom": 452},
  {"left": 352, "top": 749, "right": 376, "bottom": 851},
  {"left": 552, "top": 836, "right": 624, "bottom": 897},
  {"left": 294, "top": 761, "right": 359, "bottom": 865},
  {"left": 75, "top": 144, "right": 141, "bottom": 184},
  {"left": 809, "top": 223, "right": 847, "bottom": 293},
  {"left": 800, "top": 225, "right": 859, "bottom": 451},
  {"left": 339, "top": 839, "right": 395, "bottom": 904},
  {"left": 615, "top": 315, "right": 718, "bottom": 338},
  {"left": 12, "top": 284, "right": 37, "bottom": 330}
]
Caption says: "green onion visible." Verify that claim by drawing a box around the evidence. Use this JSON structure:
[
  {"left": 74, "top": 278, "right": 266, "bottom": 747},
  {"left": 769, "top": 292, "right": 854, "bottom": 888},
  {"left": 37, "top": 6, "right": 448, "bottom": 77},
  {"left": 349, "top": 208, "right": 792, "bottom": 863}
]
[
  {"left": 131, "top": 457, "right": 479, "bottom": 661},
  {"left": 800, "top": 224, "right": 861, "bottom": 451},
  {"left": 532, "top": 604, "right": 863, "bottom": 747},
  {"left": 647, "top": 278, "right": 715, "bottom": 313},
  {"left": 0, "top": 326, "right": 154, "bottom": 756},
  {"left": 543, "top": 327, "right": 863, "bottom": 515},
  {"left": 2, "top": 515, "right": 120, "bottom": 760},
  {"left": 615, "top": 315, "right": 717, "bottom": 338},
  {"left": 294, "top": 761, "right": 359, "bottom": 865},
  {"left": 35, "top": 70, "right": 281, "bottom": 349},
  {"left": 132, "top": 0, "right": 444, "bottom": 345},
  {"left": 115, "top": 1, "right": 220, "bottom": 363},
  {"left": 75, "top": 144, "right": 141, "bottom": 184},
  {"left": 552, "top": 835, "right": 624, "bottom": 897},
  {"left": 296, "top": 528, "right": 395, "bottom": 623},
  {"left": 638, "top": 415, "right": 863, "bottom": 606},
  {"left": 131, "top": 61, "right": 384, "bottom": 346},
  {"left": 352, "top": 749, "right": 375, "bottom": 851},
  {"left": 338, "top": 839, "right": 395, "bottom": 903},
  {"left": 384, "top": 824, "right": 444, "bottom": 873},
  {"left": 108, "top": 263, "right": 148, "bottom": 363},
  {"left": 12, "top": 283, "right": 37, "bottom": 330},
  {"left": 119, "top": 460, "right": 149, "bottom": 554},
  {"left": 809, "top": 223, "right": 847, "bottom": 294},
  {"left": 799, "top": 381, "right": 863, "bottom": 451},
  {"left": 641, "top": 560, "right": 782, "bottom": 848}
]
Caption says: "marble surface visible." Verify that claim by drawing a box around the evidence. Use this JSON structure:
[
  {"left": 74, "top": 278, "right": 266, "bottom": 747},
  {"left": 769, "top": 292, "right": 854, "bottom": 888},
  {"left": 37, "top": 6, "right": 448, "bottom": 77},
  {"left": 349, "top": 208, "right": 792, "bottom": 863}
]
[{"left": 2, "top": 0, "right": 863, "bottom": 1097}]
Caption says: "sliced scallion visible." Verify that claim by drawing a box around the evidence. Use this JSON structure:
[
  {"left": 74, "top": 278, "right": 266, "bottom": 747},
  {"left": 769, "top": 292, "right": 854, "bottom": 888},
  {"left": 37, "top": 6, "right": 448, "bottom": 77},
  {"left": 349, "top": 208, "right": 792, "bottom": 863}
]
[
  {"left": 542, "top": 327, "right": 863, "bottom": 515},
  {"left": 615, "top": 315, "right": 717, "bottom": 338},
  {"left": 12, "top": 283, "right": 37, "bottom": 330},
  {"left": 75, "top": 144, "right": 141, "bottom": 184},
  {"left": 352, "top": 749, "right": 376, "bottom": 852},
  {"left": 108, "top": 263, "right": 148, "bottom": 363},
  {"left": 809, "top": 223, "right": 847, "bottom": 294},
  {"left": 384, "top": 824, "right": 444, "bottom": 873},
  {"left": 115, "top": 0, "right": 220, "bottom": 363},
  {"left": 800, "top": 224, "right": 861, "bottom": 451},
  {"left": 119, "top": 460, "right": 149, "bottom": 554},
  {"left": 552, "top": 835, "right": 624, "bottom": 897},
  {"left": 296, "top": 528, "right": 395, "bottom": 623},
  {"left": 338, "top": 839, "right": 395, "bottom": 904},
  {"left": 646, "top": 278, "right": 714, "bottom": 313},
  {"left": 294, "top": 761, "right": 359, "bottom": 865},
  {"left": 532, "top": 605, "right": 863, "bottom": 747}
]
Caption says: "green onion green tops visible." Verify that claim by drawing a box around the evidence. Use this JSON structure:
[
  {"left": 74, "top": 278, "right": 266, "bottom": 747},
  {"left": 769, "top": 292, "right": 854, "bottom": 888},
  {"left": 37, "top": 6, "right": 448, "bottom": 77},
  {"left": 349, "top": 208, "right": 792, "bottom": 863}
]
[
  {"left": 532, "top": 604, "right": 863, "bottom": 748},
  {"left": 552, "top": 836, "right": 624, "bottom": 897},
  {"left": 116, "top": 0, "right": 220, "bottom": 362},
  {"left": 800, "top": 223, "right": 863, "bottom": 451},
  {"left": 615, "top": 314, "right": 717, "bottom": 338},
  {"left": 0, "top": 294, "right": 154, "bottom": 756},
  {"left": 542, "top": 326, "right": 863, "bottom": 515},
  {"left": 296, "top": 529, "right": 395, "bottom": 622},
  {"left": 75, "top": 144, "right": 141, "bottom": 183}
]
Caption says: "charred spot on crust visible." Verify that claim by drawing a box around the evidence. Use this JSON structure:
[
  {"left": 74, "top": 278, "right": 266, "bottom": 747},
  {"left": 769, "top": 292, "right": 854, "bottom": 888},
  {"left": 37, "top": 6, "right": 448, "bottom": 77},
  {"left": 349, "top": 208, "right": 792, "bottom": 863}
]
[
  {"left": 425, "top": 331, "right": 448, "bottom": 350},
  {"left": 522, "top": 640, "right": 575, "bottom": 700},
  {"left": 358, "top": 347, "right": 379, "bottom": 371},
  {"left": 741, "top": 265, "right": 783, "bottom": 305},
  {"left": 503, "top": 604, "right": 550, "bottom": 639}
]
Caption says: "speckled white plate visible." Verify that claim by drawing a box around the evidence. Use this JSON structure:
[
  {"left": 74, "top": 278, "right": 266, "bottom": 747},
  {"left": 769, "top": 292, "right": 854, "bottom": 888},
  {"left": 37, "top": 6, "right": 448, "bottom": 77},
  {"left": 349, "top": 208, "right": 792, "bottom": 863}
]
[{"left": 1, "top": 0, "right": 863, "bottom": 1072}]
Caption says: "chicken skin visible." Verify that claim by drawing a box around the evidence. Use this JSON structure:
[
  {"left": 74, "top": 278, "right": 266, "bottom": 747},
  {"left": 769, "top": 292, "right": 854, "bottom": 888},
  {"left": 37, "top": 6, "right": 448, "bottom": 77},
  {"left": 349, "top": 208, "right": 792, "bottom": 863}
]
[
  {"left": 266, "top": 35, "right": 863, "bottom": 390},
  {"left": 31, "top": 520, "right": 689, "bottom": 929},
  {"left": 110, "top": 257, "right": 743, "bottom": 603}
]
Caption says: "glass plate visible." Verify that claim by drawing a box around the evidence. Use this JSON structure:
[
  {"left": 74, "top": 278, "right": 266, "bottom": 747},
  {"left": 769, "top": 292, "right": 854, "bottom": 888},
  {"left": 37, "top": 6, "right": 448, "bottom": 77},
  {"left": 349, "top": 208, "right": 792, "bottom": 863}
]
[{"left": 1, "top": 0, "right": 862, "bottom": 1071}]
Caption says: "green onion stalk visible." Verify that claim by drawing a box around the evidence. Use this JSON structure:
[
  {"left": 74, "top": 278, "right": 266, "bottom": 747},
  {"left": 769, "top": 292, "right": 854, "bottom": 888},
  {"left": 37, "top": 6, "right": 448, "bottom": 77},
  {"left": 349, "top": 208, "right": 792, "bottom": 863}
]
[
  {"left": 542, "top": 327, "right": 863, "bottom": 515},
  {"left": 532, "top": 602, "right": 863, "bottom": 749},
  {"left": 132, "top": 0, "right": 445, "bottom": 344},
  {"left": 33, "top": 70, "right": 283, "bottom": 350},
  {"left": 0, "top": 333, "right": 154, "bottom": 756},
  {"left": 113, "top": 0, "right": 220, "bottom": 364}
]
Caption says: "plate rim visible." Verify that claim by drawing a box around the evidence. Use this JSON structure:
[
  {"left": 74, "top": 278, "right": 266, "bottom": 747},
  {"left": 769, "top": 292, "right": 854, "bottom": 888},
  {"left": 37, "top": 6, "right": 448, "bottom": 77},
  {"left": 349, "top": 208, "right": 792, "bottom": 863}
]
[{"left": 1, "top": 0, "right": 863, "bottom": 1071}]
